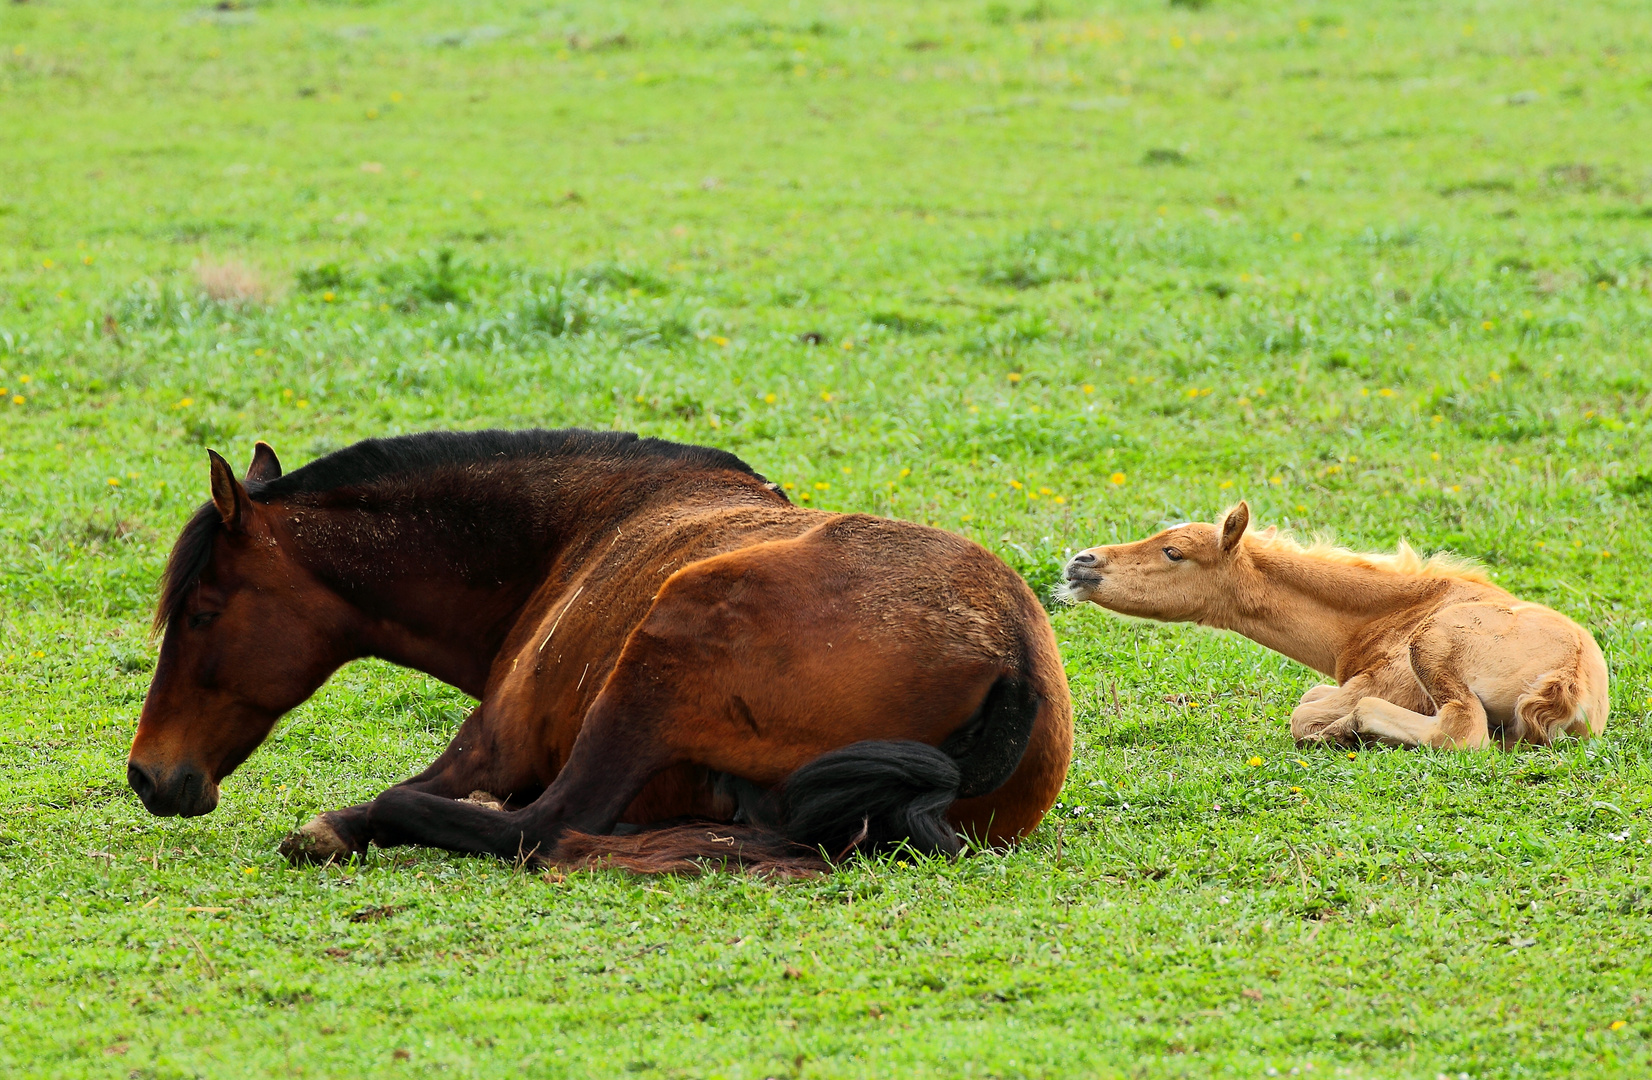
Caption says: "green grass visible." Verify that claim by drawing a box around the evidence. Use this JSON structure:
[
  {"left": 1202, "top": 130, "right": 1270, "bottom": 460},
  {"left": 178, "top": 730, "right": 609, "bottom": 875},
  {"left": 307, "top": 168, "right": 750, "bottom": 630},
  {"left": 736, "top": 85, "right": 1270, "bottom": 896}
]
[{"left": 3, "top": 0, "right": 1652, "bottom": 1075}]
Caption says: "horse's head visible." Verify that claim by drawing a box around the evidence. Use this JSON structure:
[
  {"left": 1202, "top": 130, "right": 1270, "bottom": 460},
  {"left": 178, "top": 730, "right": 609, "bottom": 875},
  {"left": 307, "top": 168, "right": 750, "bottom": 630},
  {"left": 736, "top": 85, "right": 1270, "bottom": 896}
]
[
  {"left": 128, "top": 444, "right": 357, "bottom": 817},
  {"left": 1061, "top": 502, "right": 1256, "bottom": 622}
]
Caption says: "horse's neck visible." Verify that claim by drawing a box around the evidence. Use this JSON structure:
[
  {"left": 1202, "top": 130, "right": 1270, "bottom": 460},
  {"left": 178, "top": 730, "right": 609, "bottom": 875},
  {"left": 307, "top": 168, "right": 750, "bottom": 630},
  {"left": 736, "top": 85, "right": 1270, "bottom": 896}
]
[
  {"left": 283, "top": 482, "right": 574, "bottom": 695},
  {"left": 1212, "top": 548, "right": 1447, "bottom": 677}
]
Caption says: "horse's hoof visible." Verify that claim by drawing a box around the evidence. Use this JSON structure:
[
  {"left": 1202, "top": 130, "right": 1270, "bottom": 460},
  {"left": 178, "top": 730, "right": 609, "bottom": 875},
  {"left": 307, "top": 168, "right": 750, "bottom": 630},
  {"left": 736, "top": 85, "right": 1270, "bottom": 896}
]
[
  {"left": 461, "top": 790, "right": 505, "bottom": 812},
  {"left": 279, "top": 815, "right": 356, "bottom": 865}
]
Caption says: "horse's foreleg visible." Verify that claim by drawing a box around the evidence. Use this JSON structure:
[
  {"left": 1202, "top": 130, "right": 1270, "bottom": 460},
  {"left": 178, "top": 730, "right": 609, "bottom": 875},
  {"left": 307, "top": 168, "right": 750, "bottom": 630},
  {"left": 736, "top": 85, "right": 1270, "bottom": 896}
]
[
  {"left": 362, "top": 693, "right": 677, "bottom": 859},
  {"left": 280, "top": 703, "right": 547, "bottom": 863}
]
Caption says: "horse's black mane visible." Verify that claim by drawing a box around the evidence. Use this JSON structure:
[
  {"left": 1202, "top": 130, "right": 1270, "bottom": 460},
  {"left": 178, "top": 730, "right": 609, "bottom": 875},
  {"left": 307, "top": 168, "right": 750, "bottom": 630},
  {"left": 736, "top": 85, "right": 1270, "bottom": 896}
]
[
  {"left": 255, "top": 427, "right": 762, "bottom": 499},
  {"left": 154, "top": 428, "right": 766, "bottom": 633}
]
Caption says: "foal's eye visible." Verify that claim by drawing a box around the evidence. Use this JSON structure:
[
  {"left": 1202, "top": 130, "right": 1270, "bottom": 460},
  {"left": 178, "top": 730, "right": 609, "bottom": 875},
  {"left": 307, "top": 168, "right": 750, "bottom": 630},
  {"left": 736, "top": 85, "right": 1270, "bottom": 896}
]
[
  {"left": 188, "top": 612, "right": 220, "bottom": 629},
  {"left": 1163, "top": 547, "right": 1184, "bottom": 563}
]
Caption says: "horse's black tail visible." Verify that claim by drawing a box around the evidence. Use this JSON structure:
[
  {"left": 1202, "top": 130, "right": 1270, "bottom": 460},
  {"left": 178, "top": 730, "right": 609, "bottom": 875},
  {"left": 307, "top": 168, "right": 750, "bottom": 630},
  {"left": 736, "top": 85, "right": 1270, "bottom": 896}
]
[
  {"left": 550, "top": 674, "right": 1040, "bottom": 875},
  {"left": 771, "top": 674, "right": 1040, "bottom": 858}
]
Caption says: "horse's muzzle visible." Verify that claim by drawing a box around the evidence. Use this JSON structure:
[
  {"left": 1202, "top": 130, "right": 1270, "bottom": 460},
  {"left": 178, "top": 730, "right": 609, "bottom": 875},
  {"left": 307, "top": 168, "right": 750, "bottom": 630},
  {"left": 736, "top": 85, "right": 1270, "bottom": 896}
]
[{"left": 128, "top": 760, "right": 219, "bottom": 817}]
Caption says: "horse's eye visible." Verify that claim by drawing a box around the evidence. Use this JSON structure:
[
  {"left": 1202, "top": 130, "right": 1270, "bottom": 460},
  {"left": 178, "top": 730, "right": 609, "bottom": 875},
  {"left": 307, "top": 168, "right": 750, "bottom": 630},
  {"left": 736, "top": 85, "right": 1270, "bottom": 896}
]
[
  {"left": 1163, "top": 547, "right": 1184, "bottom": 562},
  {"left": 188, "top": 611, "right": 220, "bottom": 629}
]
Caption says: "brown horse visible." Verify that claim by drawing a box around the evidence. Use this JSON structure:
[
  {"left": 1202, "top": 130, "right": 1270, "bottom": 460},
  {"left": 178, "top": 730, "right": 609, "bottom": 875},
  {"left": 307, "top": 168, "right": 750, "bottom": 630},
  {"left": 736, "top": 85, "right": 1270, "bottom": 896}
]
[{"left": 128, "top": 430, "right": 1072, "bottom": 873}]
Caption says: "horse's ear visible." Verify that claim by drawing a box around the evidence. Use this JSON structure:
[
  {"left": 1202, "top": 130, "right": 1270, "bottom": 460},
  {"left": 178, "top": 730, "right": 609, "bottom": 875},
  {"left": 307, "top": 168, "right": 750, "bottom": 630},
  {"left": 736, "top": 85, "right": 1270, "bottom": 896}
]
[
  {"left": 1220, "top": 501, "right": 1250, "bottom": 553},
  {"left": 208, "top": 449, "right": 250, "bottom": 529},
  {"left": 246, "top": 441, "right": 282, "bottom": 483}
]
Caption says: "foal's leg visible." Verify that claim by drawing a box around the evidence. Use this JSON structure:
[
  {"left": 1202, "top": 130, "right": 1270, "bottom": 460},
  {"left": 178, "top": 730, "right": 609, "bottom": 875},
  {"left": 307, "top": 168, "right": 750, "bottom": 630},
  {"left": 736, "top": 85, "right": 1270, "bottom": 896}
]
[
  {"left": 1317, "top": 625, "right": 1493, "bottom": 750},
  {"left": 1290, "top": 679, "right": 1369, "bottom": 743},
  {"left": 1329, "top": 686, "right": 1490, "bottom": 750}
]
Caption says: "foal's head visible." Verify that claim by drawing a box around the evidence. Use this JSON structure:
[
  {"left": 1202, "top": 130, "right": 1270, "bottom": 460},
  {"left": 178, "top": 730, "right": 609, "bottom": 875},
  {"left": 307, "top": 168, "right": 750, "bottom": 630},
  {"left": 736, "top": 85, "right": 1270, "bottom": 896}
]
[
  {"left": 1062, "top": 502, "right": 1257, "bottom": 622},
  {"left": 128, "top": 444, "right": 356, "bottom": 817}
]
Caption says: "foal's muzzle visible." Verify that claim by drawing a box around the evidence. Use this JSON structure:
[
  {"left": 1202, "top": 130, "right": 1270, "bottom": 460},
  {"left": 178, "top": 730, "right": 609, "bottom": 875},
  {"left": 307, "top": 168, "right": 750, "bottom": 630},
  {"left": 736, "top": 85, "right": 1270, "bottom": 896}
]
[
  {"left": 1063, "top": 551, "right": 1104, "bottom": 594},
  {"left": 128, "top": 760, "right": 219, "bottom": 817}
]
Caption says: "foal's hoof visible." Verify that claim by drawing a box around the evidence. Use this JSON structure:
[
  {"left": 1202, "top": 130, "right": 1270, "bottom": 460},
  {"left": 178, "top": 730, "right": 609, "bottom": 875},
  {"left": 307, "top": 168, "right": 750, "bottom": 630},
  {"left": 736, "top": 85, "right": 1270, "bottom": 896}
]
[
  {"left": 1301, "top": 717, "right": 1358, "bottom": 746},
  {"left": 279, "top": 815, "right": 357, "bottom": 865}
]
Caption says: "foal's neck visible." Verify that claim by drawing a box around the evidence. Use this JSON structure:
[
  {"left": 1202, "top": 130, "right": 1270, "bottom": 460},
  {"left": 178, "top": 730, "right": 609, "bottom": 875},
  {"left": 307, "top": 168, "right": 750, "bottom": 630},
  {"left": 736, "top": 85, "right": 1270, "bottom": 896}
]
[{"left": 1212, "top": 544, "right": 1450, "bottom": 678}]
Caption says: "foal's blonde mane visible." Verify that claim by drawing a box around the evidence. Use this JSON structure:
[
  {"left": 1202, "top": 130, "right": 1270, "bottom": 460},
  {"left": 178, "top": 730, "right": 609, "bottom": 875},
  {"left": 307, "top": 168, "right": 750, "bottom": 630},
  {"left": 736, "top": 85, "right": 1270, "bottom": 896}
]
[{"left": 1243, "top": 525, "right": 1491, "bottom": 585}]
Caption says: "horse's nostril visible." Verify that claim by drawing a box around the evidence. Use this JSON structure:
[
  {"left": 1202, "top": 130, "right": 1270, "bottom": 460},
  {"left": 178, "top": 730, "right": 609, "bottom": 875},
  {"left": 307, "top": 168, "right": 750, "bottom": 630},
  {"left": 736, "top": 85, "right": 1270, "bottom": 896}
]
[
  {"left": 1070, "top": 552, "right": 1098, "bottom": 566},
  {"left": 127, "top": 761, "right": 156, "bottom": 804}
]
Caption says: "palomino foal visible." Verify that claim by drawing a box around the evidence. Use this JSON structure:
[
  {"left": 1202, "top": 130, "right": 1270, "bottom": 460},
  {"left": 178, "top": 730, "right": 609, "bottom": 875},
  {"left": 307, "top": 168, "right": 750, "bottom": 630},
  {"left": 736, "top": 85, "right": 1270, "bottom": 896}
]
[{"left": 1062, "top": 503, "right": 1608, "bottom": 750}]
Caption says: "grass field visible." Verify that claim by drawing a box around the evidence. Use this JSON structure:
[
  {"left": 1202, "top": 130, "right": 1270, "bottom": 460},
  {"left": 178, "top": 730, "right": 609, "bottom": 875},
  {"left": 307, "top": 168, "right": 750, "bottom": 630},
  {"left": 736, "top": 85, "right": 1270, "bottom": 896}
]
[{"left": 4, "top": 0, "right": 1652, "bottom": 1075}]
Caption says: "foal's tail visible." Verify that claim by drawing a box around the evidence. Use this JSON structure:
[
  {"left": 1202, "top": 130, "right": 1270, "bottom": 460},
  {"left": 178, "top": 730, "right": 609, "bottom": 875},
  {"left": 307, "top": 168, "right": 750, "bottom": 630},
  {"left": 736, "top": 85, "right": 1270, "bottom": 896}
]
[
  {"left": 1509, "top": 633, "right": 1611, "bottom": 746},
  {"left": 549, "top": 674, "right": 1041, "bottom": 877}
]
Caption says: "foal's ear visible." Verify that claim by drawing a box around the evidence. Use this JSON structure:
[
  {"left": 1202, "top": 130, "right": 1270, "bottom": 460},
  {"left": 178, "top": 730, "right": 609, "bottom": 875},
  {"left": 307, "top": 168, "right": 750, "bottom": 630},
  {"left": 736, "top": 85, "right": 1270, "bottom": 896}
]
[
  {"left": 208, "top": 449, "right": 251, "bottom": 529},
  {"left": 246, "top": 441, "right": 282, "bottom": 483},
  {"left": 1219, "top": 501, "right": 1250, "bottom": 553}
]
